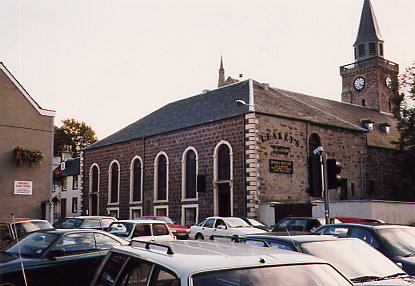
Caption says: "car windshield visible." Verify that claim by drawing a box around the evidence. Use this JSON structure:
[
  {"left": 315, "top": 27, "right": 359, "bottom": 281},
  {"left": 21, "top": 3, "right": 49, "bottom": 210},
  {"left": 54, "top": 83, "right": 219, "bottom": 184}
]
[
  {"left": 300, "top": 239, "right": 402, "bottom": 281},
  {"left": 247, "top": 218, "right": 264, "bottom": 226},
  {"left": 107, "top": 223, "right": 135, "bottom": 238},
  {"left": 377, "top": 227, "right": 415, "bottom": 257},
  {"left": 225, "top": 218, "right": 250, "bottom": 228},
  {"left": 192, "top": 264, "right": 351, "bottom": 286},
  {"left": 4, "top": 232, "right": 58, "bottom": 257},
  {"left": 53, "top": 218, "right": 83, "bottom": 229},
  {"left": 14, "top": 221, "right": 53, "bottom": 237}
]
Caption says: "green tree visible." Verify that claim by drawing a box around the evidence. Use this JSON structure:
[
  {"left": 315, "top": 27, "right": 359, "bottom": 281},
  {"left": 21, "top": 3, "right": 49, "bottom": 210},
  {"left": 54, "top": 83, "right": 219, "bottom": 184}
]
[
  {"left": 54, "top": 119, "right": 98, "bottom": 157},
  {"left": 392, "top": 62, "right": 415, "bottom": 197}
]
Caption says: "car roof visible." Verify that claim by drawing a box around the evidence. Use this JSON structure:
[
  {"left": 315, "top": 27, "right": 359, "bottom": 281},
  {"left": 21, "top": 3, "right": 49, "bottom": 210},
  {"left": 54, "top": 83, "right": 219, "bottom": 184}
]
[
  {"left": 318, "top": 223, "right": 412, "bottom": 230},
  {"left": 242, "top": 234, "right": 351, "bottom": 244},
  {"left": 0, "top": 218, "right": 51, "bottom": 224},
  {"left": 64, "top": 216, "right": 116, "bottom": 219},
  {"left": 111, "top": 219, "right": 167, "bottom": 224},
  {"left": 35, "top": 228, "right": 110, "bottom": 234},
  {"left": 111, "top": 240, "right": 332, "bottom": 274}
]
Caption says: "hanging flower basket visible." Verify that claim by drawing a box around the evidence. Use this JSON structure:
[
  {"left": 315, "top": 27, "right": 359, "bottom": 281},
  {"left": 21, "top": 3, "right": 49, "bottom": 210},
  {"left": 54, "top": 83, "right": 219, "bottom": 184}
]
[
  {"left": 13, "top": 146, "right": 44, "bottom": 166},
  {"left": 53, "top": 169, "right": 67, "bottom": 186}
]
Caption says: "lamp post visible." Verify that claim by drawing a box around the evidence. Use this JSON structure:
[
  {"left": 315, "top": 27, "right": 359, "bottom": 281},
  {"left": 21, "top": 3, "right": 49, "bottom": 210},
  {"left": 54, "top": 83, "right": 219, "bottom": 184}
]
[{"left": 236, "top": 99, "right": 259, "bottom": 205}]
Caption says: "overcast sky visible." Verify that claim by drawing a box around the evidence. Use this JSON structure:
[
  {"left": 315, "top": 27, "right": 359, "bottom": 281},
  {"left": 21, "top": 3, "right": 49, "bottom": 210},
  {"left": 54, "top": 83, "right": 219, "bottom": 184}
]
[{"left": 1, "top": 0, "right": 414, "bottom": 139}]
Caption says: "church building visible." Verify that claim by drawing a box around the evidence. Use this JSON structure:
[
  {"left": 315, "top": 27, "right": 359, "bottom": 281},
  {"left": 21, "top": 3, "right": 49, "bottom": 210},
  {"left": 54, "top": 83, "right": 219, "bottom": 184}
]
[{"left": 81, "top": 0, "right": 400, "bottom": 225}]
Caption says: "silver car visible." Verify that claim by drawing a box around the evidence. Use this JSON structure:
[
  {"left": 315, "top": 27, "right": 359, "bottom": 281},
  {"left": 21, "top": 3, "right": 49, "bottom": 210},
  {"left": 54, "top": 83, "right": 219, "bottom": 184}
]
[{"left": 91, "top": 240, "right": 353, "bottom": 285}]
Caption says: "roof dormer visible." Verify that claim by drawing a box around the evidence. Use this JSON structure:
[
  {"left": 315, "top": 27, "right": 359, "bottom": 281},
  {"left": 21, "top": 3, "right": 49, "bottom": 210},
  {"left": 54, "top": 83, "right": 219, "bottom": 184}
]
[
  {"left": 360, "top": 118, "right": 374, "bottom": 130},
  {"left": 377, "top": 122, "right": 391, "bottom": 133}
]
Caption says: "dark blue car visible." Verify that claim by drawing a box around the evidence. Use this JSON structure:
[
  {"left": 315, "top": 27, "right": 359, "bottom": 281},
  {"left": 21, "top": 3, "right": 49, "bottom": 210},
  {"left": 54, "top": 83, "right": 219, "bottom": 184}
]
[
  {"left": 0, "top": 229, "right": 127, "bottom": 286},
  {"left": 315, "top": 223, "right": 415, "bottom": 276}
]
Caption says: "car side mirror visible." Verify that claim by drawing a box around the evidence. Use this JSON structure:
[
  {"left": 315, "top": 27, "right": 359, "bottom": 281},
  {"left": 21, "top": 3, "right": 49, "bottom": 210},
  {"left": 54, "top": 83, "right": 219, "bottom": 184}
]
[
  {"left": 396, "top": 262, "right": 403, "bottom": 269},
  {"left": 48, "top": 249, "right": 65, "bottom": 258}
]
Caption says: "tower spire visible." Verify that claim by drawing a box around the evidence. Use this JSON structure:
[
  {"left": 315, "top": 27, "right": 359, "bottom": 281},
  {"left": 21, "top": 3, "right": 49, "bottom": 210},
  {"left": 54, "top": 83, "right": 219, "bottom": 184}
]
[
  {"left": 354, "top": 0, "right": 384, "bottom": 61},
  {"left": 218, "top": 56, "right": 225, "bottom": 88}
]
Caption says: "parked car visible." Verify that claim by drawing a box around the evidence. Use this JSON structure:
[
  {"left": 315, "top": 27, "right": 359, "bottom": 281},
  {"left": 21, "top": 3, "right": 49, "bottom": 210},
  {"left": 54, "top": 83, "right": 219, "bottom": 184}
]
[
  {"left": 237, "top": 234, "right": 415, "bottom": 285},
  {"left": 90, "top": 240, "right": 353, "bottom": 286},
  {"left": 272, "top": 216, "right": 341, "bottom": 232},
  {"left": 106, "top": 220, "right": 176, "bottom": 242},
  {"left": 138, "top": 216, "right": 190, "bottom": 239},
  {"left": 0, "top": 229, "right": 127, "bottom": 286},
  {"left": 53, "top": 216, "right": 117, "bottom": 231},
  {"left": 315, "top": 223, "right": 415, "bottom": 275},
  {"left": 334, "top": 216, "right": 385, "bottom": 223},
  {"left": 238, "top": 217, "right": 272, "bottom": 231},
  {"left": 0, "top": 218, "right": 54, "bottom": 248},
  {"left": 189, "top": 216, "right": 267, "bottom": 240}
]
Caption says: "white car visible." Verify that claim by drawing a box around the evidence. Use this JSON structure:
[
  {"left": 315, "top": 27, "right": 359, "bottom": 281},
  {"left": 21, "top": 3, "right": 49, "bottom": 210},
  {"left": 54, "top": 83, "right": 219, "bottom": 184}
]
[
  {"left": 106, "top": 219, "right": 176, "bottom": 242},
  {"left": 91, "top": 240, "right": 353, "bottom": 286},
  {"left": 189, "top": 216, "right": 267, "bottom": 240}
]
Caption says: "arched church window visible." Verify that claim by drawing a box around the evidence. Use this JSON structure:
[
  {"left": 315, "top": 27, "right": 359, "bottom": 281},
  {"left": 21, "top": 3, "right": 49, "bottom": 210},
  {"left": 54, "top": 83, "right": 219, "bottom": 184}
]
[
  {"left": 109, "top": 161, "right": 119, "bottom": 204},
  {"left": 184, "top": 150, "right": 197, "bottom": 199},
  {"left": 308, "top": 133, "right": 321, "bottom": 156},
  {"left": 91, "top": 165, "right": 99, "bottom": 193},
  {"left": 217, "top": 144, "right": 231, "bottom": 180},
  {"left": 156, "top": 154, "right": 167, "bottom": 201},
  {"left": 131, "top": 157, "right": 142, "bottom": 202}
]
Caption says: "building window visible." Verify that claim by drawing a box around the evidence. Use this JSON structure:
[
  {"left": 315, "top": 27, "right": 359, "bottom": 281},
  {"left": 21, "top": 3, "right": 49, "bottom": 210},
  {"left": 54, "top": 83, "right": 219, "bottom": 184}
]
[
  {"left": 155, "top": 153, "right": 168, "bottom": 201},
  {"left": 154, "top": 205, "right": 168, "bottom": 217},
  {"left": 107, "top": 207, "right": 119, "bottom": 218},
  {"left": 90, "top": 164, "right": 99, "bottom": 193},
  {"left": 217, "top": 144, "right": 231, "bottom": 180},
  {"left": 73, "top": 176, "right": 78, "bottom": 190},
  {"left": 72, "top": 197, "right": 78, "bottom": 213},
  {"left": 358, "top": 44, "right": 365, "bottom": 57},
  {"left": 130, "top": 207, "right": 142, "bottom": 219},
  {"left": 109, "top": 161, "right": 120, "bottom": 204},
  {"left": 130, "top": 157, "right": 143, "bottom": 202},
  {"left": 214, "top": 141, "right": 233, "bottom": 217},
  {"left": 362, "top": 99, "right": 366, "bottom": 106},
  {"left": 379, "top": 43, "right": 384, "bottom": 56},
  {"left": 182, "top": 205, "right": 198, "bottom": 228},
  {"left": 183, "top": 148, "right": 197, "bottom": 200},
  {"left": 62, "top": 181, "right": 67, "bottom": 191},
  {"left": 369, "top": 42, "right": 376, "bottom": 55},
  {"left": 308, "top": 133, "right": 321, "bottom": 156}
]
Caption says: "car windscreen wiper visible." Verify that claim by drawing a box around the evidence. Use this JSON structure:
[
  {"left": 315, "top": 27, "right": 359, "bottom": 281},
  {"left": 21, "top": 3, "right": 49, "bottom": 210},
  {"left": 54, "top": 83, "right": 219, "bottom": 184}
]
[
  {"left": 375, "top": 273, "right": 409, "bottom": 281},
  {"left": 404, "top": 252, "right": 415, "bottom": 257},
  {"left": 351, "top": 276, "right": 381, "bottom": 282}
]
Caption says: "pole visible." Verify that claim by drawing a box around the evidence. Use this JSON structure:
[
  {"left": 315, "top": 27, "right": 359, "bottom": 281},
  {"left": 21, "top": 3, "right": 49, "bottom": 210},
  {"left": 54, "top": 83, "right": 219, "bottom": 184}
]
[{"left": 322, "top": 153, "right": 330, "bottom": 224}]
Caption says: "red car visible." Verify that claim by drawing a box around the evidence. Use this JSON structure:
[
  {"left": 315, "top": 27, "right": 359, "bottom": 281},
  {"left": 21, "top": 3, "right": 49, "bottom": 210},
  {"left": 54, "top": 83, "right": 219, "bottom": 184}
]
[{"left": 138, "top": 216, "right": 190, "bottom": 239}]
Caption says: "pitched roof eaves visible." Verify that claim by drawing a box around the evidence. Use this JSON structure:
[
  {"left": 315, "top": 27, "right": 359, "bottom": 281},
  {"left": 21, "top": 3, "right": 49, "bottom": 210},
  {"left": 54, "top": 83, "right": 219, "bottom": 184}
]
[{"left": 0, "top": 62, "right": 56, "bottom": 117}]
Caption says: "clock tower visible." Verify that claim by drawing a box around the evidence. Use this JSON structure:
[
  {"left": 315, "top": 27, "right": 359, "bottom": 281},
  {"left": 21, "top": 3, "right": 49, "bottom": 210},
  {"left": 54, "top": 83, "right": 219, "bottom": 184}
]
[{"left": 340, "top": 0, "right": 398, "bottom": 114}]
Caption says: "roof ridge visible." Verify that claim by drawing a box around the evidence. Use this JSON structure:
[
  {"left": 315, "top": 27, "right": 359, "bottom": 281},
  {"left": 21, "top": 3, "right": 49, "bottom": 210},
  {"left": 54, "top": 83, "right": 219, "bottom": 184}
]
[{"left": 271, "top": 88, "right": 366, "bottom": 131}]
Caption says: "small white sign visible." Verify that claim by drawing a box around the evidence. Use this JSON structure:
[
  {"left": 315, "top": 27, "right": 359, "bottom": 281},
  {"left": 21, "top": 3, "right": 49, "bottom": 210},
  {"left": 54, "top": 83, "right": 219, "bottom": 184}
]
[{"left": 14, "top": 181, "right": 33, "bottom": 195}]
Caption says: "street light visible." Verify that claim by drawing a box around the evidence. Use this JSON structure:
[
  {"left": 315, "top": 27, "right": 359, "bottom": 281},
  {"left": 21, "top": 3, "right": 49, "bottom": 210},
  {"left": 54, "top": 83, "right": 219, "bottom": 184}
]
[{"left": 236, "top": 99, "right": 259, "bottom": 204}]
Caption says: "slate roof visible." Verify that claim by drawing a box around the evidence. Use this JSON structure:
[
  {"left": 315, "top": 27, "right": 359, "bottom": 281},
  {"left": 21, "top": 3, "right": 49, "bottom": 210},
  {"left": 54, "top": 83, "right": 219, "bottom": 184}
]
[
  {"left": 55, "top": 158, "right": 80, "bottom": 176},
  {"left": 354, "top": 0, "right": 383, "bottom": 45},
  {"left": 85, "top": 79, "right": 398, "bottom": 151}
]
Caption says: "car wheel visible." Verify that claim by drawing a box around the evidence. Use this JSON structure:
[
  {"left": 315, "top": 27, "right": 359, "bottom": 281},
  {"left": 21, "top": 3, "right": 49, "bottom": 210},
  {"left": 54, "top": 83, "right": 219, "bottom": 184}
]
[{"left": 195, "top": 233, "right": 204, "bottom": 240}]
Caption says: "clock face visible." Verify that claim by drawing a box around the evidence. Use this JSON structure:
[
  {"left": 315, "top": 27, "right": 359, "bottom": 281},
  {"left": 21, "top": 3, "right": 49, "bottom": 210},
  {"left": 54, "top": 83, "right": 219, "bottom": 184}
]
[
  {"left": 353, "top": 76, "right": 366, "bottom": 91},
  {"left": 385, "top": 76, "right": 392, "bottom": 89}
]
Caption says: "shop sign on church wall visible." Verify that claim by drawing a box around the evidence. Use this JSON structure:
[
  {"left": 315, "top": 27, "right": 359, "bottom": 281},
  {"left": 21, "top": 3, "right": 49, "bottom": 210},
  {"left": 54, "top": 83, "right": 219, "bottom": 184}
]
[
  {"left": 269, "top": 159, "right": 293, "bottom": 174},
  {"left": 261, "top": 131, "right": 300, "bottom": 156}
]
